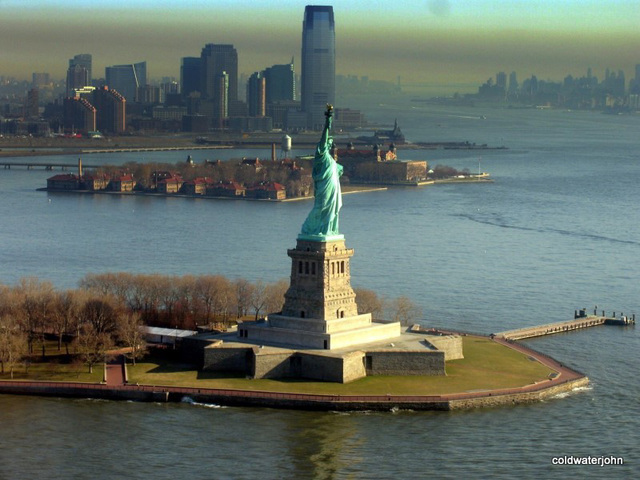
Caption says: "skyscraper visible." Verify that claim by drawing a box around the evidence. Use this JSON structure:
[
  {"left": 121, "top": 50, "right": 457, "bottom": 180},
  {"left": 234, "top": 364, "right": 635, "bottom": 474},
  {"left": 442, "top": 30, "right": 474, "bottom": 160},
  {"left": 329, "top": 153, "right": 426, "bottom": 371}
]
[
  {"left": 200, "top": 44, "right": 238, "bottom": 103},
  {"left": 63, "top": 97, "right": 96, "bottom": 133},
  {"left": 247, "top": 72, "right": 266, "bottom": 117},
  {"left": 66, "top": 54, "right": 92, "bottom": 97},
  {"left": 92, "top": 86, "right": 126, "bottom": 133},
  {"left": 301, "top": 5, "right": 335, "bottom": 130},
  {"left": 181, "top": 57, "right": 201, "bottom": 99},
  {"left": 105, "top": 62, "right": 147, "bottom": 102},
  {"left": 264, "top": 59, "right": 296, "bottom": 104}
]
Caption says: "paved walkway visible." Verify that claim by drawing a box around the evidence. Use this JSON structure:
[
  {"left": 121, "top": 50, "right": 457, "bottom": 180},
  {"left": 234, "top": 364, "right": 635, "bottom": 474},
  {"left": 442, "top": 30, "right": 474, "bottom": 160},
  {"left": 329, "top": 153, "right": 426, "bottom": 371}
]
[{"left": 105, "top": 355, "right": 126, "bottom": 386}]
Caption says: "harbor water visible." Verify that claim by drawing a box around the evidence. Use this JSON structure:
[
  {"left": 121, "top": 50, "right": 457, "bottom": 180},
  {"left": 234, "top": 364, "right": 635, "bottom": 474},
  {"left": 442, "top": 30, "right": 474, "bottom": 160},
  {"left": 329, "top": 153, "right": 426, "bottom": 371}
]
[{"left": 0, "top": 100, "right": 638, "bottom": 478}]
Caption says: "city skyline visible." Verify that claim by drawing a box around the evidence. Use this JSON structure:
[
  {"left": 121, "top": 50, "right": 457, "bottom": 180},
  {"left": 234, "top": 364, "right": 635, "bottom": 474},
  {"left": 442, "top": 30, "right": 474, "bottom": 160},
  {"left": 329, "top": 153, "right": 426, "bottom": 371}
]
[{"left": 2, "top": 1, "right": 640, "bottom": 94}]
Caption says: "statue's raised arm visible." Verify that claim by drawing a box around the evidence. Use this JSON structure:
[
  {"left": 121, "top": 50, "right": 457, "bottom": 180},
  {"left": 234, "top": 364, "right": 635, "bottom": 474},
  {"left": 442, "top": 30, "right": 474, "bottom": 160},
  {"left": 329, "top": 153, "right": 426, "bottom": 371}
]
[{"left": 299, "top": 104, "right": 344, "bottom": 240}]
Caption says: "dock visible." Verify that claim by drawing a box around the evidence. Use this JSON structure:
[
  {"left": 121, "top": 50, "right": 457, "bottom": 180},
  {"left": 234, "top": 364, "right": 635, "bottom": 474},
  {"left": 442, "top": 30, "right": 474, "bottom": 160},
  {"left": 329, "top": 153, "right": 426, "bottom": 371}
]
[{"left": 495, "top": 309, "right": 635, "bottom": 341}]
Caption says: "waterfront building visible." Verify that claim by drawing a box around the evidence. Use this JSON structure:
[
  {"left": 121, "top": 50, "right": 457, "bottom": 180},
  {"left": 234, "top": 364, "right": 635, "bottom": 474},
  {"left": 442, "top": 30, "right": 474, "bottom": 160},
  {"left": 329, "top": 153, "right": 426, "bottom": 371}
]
[
  {"left": 214, "top": 71, "right": 229, "bottom": 129},
  {"left": 109, "top": 174, "right": 135, "bottom": 192},
  {"left": 181, "top": 178, "right": 213, "bottom": 196},
  {"left": 46, "top": 174, "right": 79, "bottom": 190},
  {"left": 246, "top": 72, "right": 266, "bottom": 117},
  {"left": 207, "top": 181, "right": 246, "bottom": 198},
  {"left": 181, "top": 57, "right": 201, "bottom": 99},
  {"left": 246, "top": 182, "right": 286, "bottom": 200},
  {"left": 157, "top": 176, "right": 184, "bottom": 194},
  {"left": 264, "top": 60, "right": 296, "bottom": 104},
  {"left": 92, "top": 86, "right": 126, "bottom": 134},
  {"left": 301, "top": 5, "right": 335, "bottom": 130},
  {"left": 63, "top": 97, "right": 96, "bottom": 133},
  {"left": 66, "top": 54, "right": 91, "bottom": 97},
  {"left": 82, "top": 173, "right": 110, "bottom": 191},
  {"left": 152, "top": 106, "right": 187, "bottom": 122},
  {"left": 105, "top": 62, "right": 147, "bottom": 102},
  {"left": 333, "top": 108, "right": 364, "bottom": 129},
  {"left": 136, "top": 84, "right": 162, "bottom": 104},
  {"left": 266, "top": 100, "right": 300, "bottom": 129},
  {"left": 70, "top": 54, "right": 92, "bottom": 83},
  {"left": 26, "top": 88, "right": 39, "bottom": 118},
  {"left": 200, "top": 44, "right": 238, "bottom": 104}
]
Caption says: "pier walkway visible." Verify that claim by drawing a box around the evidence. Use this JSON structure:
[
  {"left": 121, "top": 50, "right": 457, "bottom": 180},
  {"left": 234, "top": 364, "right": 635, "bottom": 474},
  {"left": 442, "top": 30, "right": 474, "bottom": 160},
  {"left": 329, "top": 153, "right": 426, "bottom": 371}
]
[{"left": 495, "top": 311, "right": 635, "bottom": 341}]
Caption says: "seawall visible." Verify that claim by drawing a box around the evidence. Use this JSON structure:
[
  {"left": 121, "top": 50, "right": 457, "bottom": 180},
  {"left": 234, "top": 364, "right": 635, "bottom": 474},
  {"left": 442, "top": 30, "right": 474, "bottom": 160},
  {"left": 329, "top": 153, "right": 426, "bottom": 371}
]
[{"left": 0, "top": 375, "right": 588, "bottom": 412}]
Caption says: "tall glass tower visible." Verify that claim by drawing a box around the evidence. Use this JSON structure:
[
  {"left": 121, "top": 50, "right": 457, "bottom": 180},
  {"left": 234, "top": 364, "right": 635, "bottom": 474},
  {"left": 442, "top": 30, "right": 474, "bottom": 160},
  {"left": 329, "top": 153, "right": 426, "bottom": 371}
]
[{"left": 301, "top": 5, "right": 335, "bottom": 130}]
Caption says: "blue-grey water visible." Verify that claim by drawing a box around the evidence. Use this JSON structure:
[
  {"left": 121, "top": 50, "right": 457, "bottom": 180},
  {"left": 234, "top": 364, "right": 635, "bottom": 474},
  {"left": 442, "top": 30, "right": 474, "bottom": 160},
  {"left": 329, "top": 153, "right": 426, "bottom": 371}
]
[{"left": 1, "top": 101, "right": 639, "bottom": 479}]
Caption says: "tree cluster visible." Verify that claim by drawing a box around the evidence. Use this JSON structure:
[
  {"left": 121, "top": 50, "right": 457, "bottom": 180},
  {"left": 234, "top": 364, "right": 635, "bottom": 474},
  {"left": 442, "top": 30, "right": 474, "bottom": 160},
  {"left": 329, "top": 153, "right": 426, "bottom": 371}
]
[
  {"left": 429, "top": 165, "right": 469, "bottom": 180},
  {"left": 0, "top": 278, "right": 145, "bottom": 376},
  {"left": 78, "top": 273, "right": 289, "bottom": 329},
  {"left": 353, "top": 288, "right": 422, "bottom": 326}
]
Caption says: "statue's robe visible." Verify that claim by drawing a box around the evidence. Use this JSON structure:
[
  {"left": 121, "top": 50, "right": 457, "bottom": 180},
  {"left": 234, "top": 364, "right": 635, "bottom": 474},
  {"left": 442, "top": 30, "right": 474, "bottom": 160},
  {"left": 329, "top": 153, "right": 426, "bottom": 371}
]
[{"left": 300, "top": 115, "right": 342, "bottom": 237}]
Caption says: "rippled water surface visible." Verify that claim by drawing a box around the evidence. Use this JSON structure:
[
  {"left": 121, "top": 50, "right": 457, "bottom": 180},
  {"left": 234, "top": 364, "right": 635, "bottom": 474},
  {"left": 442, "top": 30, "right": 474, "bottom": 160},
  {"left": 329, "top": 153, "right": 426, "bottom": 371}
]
[{"left": 1, "top": 102, "right": 639, "bottom": 478}]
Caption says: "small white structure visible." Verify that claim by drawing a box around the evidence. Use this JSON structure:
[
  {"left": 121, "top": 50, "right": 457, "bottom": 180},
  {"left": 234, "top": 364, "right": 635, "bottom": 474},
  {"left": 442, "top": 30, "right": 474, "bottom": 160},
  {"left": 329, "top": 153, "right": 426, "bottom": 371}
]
[{"left": 143, "top": 326, "right": 198, "bottom": 346}]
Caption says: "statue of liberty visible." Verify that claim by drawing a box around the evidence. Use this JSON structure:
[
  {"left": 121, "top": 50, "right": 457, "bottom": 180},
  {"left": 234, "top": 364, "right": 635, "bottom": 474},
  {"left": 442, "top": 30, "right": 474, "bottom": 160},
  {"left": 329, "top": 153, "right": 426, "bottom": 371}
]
[{"left": 299, "top": 104, "right": 343, "bottom": 240}]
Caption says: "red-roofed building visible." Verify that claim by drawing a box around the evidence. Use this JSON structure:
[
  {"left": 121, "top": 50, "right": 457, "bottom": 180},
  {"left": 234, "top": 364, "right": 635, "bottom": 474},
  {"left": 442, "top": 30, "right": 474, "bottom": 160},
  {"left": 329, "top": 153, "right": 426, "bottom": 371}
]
[
  {"left": 109, "top": 174, "right": 135, "bottom": 192},
  {"left": 82, "top": 173, "right": 110, "bottom": 191},
  {"left": 47, "top": 173, "right": 79, "bottom": 190},
  {"left": 207, "top": 181, "right": 246, "bottom": 198},
  {"left": 247, "top": 182, "right": 286, "bottom": 200},
  {"left": 157, "top": 176, "right": 184, "bottom": 194},
  {"left": 182, "top": 177, "right": 213, "bottom": 195}
]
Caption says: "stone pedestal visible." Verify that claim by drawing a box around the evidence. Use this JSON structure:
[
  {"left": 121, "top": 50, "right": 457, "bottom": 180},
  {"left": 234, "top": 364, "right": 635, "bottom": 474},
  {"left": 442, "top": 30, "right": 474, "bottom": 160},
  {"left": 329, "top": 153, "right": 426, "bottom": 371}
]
[{"left": 240, "top": 237, "right": 401, "bottom": 349}]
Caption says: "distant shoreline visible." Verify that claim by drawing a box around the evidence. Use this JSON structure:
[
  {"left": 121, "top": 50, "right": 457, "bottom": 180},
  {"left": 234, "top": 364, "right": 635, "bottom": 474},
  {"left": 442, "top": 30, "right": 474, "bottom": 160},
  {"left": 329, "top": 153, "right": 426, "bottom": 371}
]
[
  {"left": 38, "top": 185, "right": 389, "bottom": 202},
  {"left": 0, "top": 135, "right": 506, "bottom": 159}
]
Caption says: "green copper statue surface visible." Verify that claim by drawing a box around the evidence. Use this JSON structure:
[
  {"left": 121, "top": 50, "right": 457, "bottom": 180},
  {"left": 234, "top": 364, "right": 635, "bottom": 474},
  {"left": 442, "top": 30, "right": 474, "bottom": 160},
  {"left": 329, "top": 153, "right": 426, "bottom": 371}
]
[{"left": 299, "top": 105, "right": 343, "bottom": 240}]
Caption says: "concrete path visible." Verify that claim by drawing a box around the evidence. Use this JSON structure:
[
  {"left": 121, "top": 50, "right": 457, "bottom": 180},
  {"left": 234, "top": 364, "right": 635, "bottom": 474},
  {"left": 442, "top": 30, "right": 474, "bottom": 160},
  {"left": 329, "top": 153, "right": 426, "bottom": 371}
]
[{"left": 105, "top": 355, "right": 126, "bottom": 386}]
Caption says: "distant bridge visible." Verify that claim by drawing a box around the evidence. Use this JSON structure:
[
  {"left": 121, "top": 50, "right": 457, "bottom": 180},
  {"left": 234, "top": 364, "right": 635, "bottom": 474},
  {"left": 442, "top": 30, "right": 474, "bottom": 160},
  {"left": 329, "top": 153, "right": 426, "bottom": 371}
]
[{"left": 1, "top": 162, "right": 100, "bottom": 171}]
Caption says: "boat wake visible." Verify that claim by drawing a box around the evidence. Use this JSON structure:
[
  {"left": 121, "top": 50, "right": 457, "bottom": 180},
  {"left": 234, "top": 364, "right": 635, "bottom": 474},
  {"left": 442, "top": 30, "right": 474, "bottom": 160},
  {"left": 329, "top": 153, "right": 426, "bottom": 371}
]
[
  {"left": 181, "top": 396, "right": 224, "bottom": 409},
  {"left": 456, "top": 213, "right": 640, "bottom": 246},
  {"left": 550, "top": 385, "right": 593, "bottom": 400}
]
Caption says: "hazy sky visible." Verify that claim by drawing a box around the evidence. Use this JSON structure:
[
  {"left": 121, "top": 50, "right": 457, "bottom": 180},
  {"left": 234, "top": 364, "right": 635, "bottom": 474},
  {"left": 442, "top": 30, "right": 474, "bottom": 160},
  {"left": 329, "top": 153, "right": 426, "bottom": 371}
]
[{"left": 2, "top": 0, "right": 639, "bottom": 92}]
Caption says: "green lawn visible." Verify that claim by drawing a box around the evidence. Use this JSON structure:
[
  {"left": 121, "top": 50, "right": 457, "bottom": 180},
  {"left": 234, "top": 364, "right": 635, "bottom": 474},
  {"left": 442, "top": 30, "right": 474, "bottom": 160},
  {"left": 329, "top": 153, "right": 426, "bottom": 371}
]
[
  {"left": 0, "top": 339, "right": 104, "bottom": 383},
  {"left": 0, "top": 357, "right": 104, "bottom": 383},
  {"left": 1, "top": 337, "right": 554, "bottom": 395},
  {"left": 126, "top": 337, "right": 554, "bottom": 396}
]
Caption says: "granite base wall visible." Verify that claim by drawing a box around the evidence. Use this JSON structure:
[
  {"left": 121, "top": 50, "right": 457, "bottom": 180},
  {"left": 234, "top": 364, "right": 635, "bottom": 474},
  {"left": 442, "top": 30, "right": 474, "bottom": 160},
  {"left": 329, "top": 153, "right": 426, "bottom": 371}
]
[
  {"left": 202, "top": 343, "right": 445, "bottom": 382},
  {"left": 253, "top": 351, "right": 296, "bottom": 379},
  {"left": 423, "top": 335, "right": 464, "bottom": 361},
  {"left": 366, "top": 351, "right": 445, "bottom": 376},
  {"left": 203, "top": 347, "right": 252, "bottom": 374}
]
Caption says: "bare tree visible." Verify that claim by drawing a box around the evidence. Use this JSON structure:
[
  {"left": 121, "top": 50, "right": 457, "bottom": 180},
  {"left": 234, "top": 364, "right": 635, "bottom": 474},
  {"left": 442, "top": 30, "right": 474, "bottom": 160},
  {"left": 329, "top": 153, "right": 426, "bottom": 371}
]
[
  {"left": 263, "top": 279, "right": 289, "bottom": 315},
  {"left": 175, "top": 275, "right": 197, "bottom": 329},
  {"left": 194, "top": 275, "right": 222, "bottom": 325},
  {"left": 234, "top": 278, "right": 254, "bottom": 319},
  {"left": 117, "top": 312, "right": 146, "bottom": 365},
  {"left": 15, "top": 277, "right": 55, "bottom": 356},
  {"left": 354, "top": 288, "right": 385, "bottom": 319},
  {"left": 77, "top": 322, "right": 115, "bottom": 374},
  {"left": 0, "top": 314, "right": 28, "bottom": 378},
  {"left": 387, "top": 296, "right": 423, "bottom": 326},
  {"left": 250, "top": 280, "right": 268, "bottom": 320},
  {"left": 81, "top": 296, "right": 119, "bottom": 335},
  {"left": 50, "top": 290, "right": 83, "bottom": 352}
]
